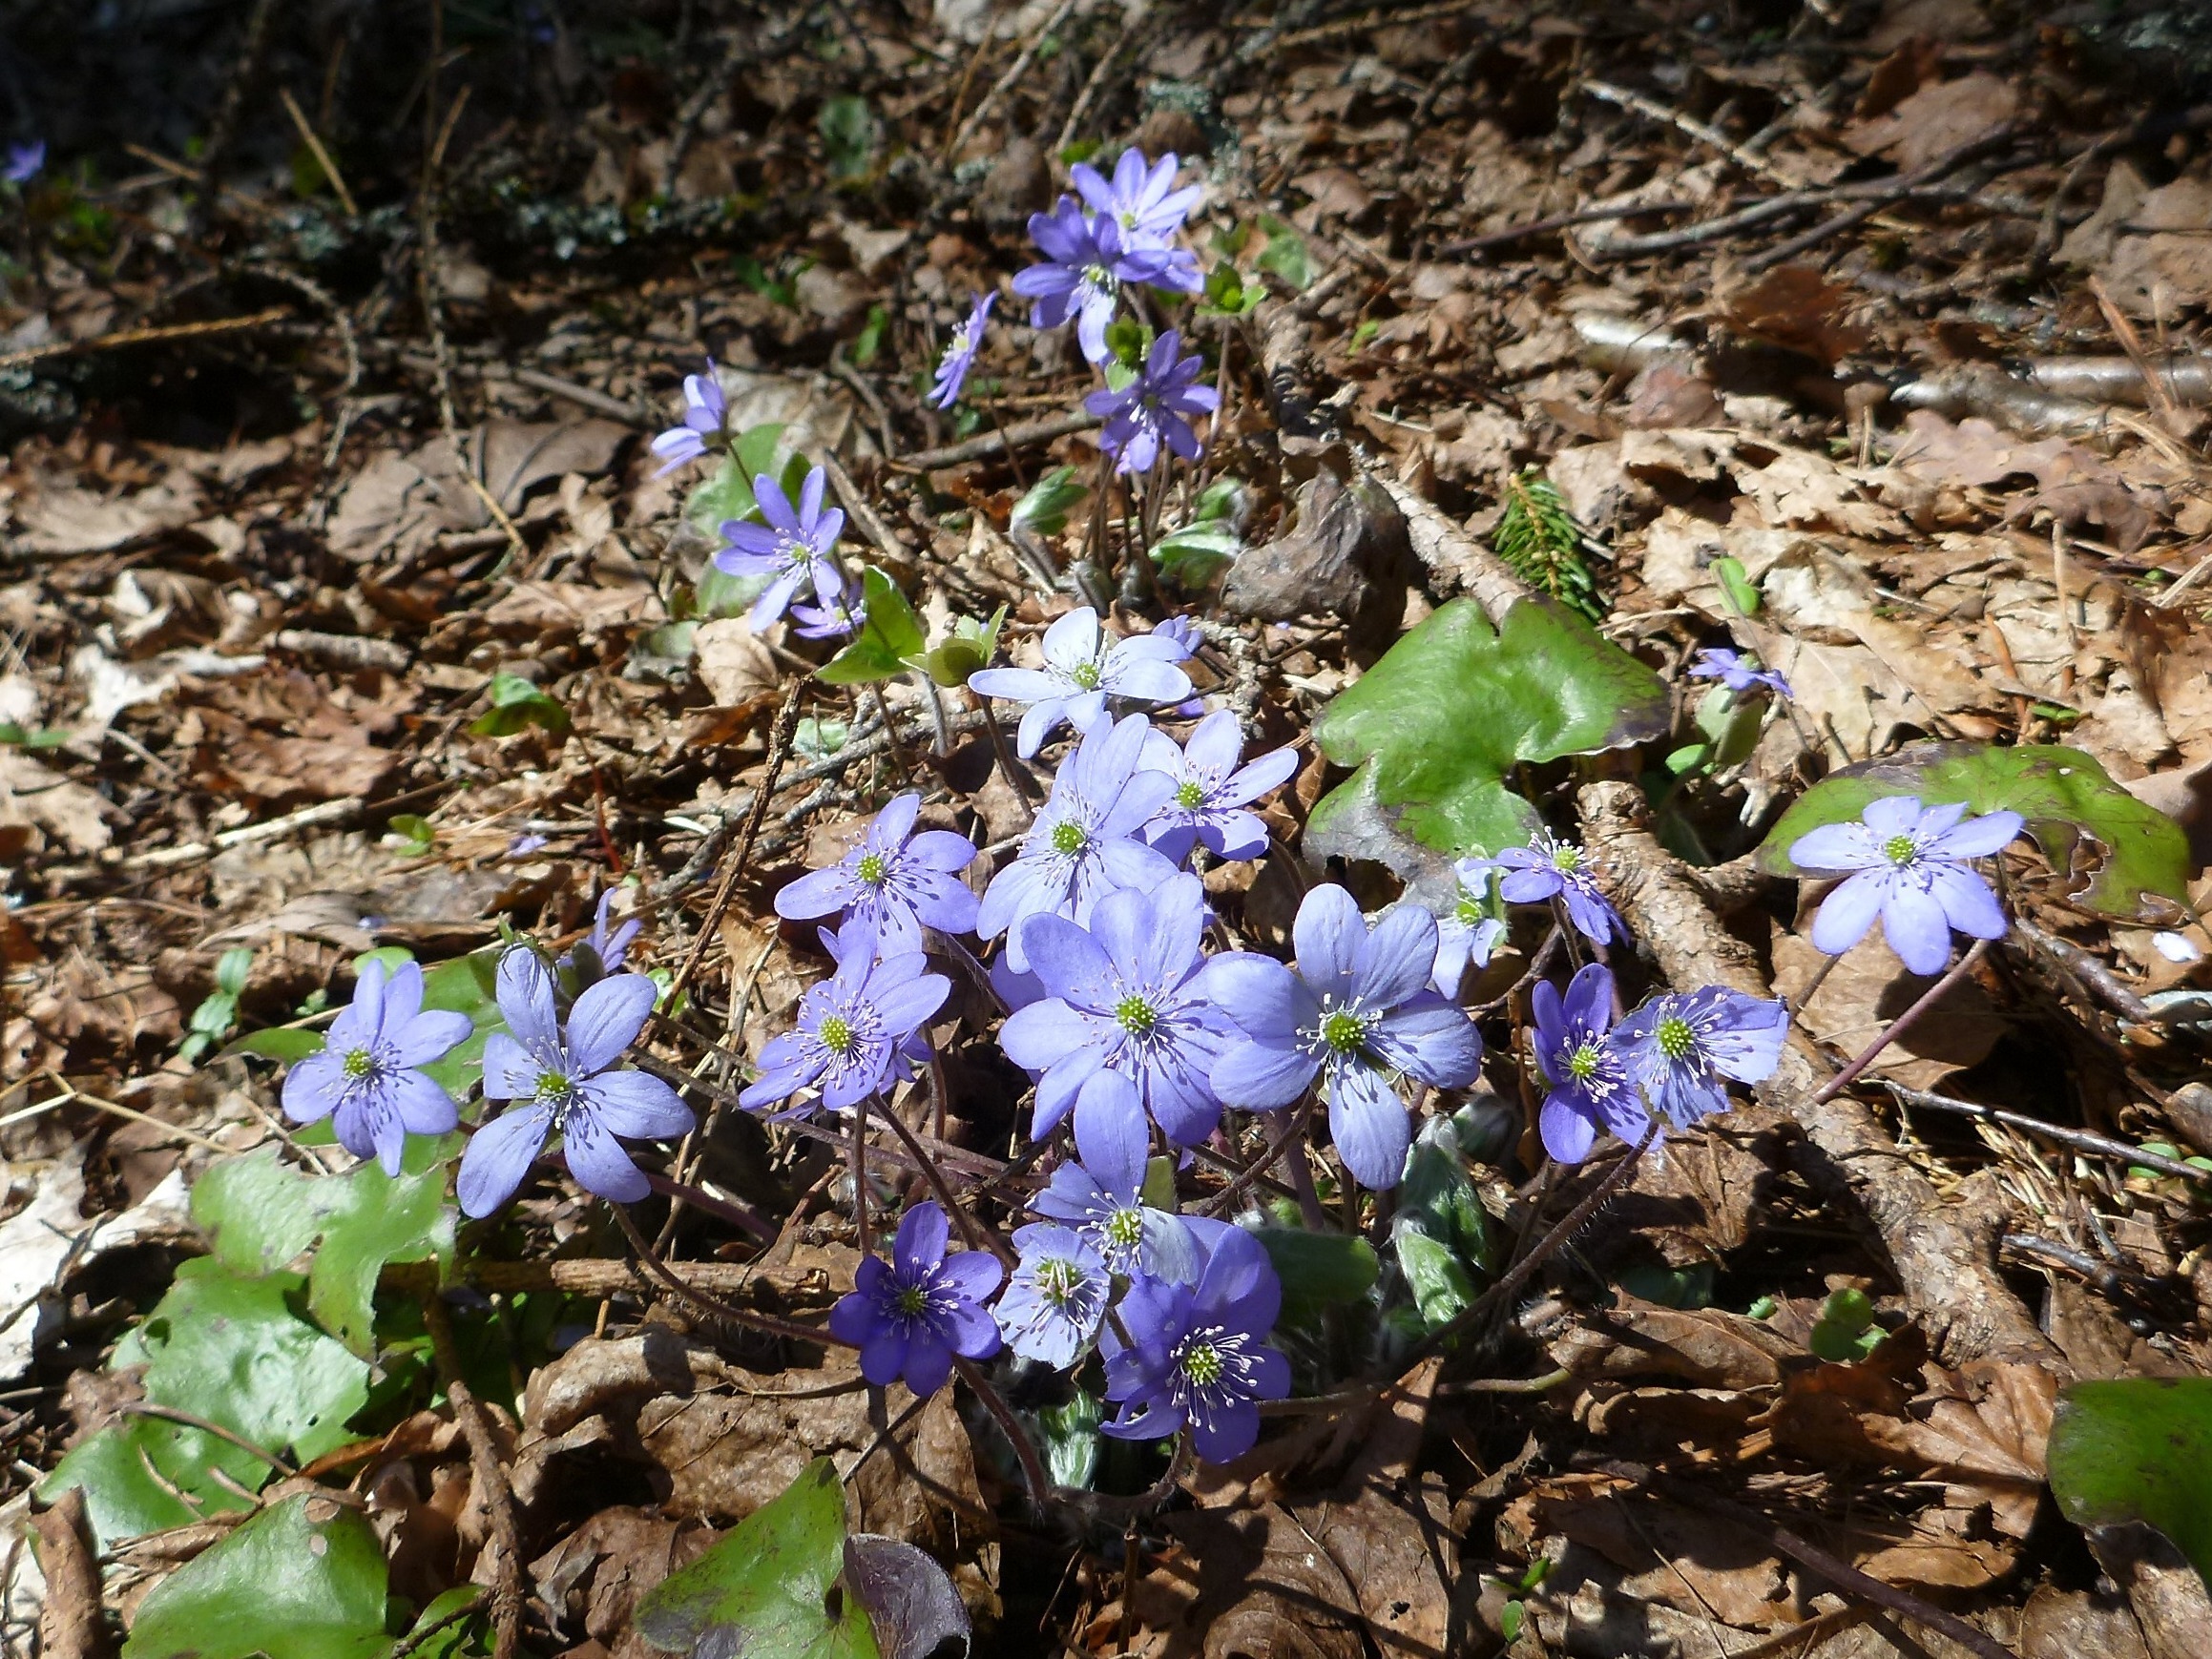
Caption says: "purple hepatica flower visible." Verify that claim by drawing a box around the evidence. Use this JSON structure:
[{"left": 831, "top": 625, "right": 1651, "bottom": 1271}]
[
  {"left": 1617, "top": 986, "right": 1788, "bottom": 1130},
  {"left": 829, "top": 1201, "right": 1003, "bottom": 1395},
  {"left": 1429, "top": 858, "right": 1508, "bottom": 1000},
  {"left": 1487, "top": 828, "right": 1625, "bottom": 947},
  {"left": 1002, "top": 872, "right": 1235, "bottom": 1145},
  {"left": 282, "top": 959, "right": 470, "bottom": 1176},
  {"left": 1013, "top": 197, "right": 1185, "bottom": 364},
  {"left": 928, "top": 292, "right": 995, "bottom": 409},
  {"left": 775, "top": 790, "right": 981, "bottom": 953},
  {"left": 1138, "top": 708, "right": 1298, "bottom": 864},
  {"left": 1074, "top": 149, "right": 1202, "bottom": 250},
  {"left": 1031, "top": 1071, "right": 1200, "bottom": 1280},
  {"left": 507, "top": 832, "right": 549, "bottom": 858},
  {"left": 1786, "top": 795, "right": 2021, "bottom": 977},
  {"left": 739, "top": 925, "right": 950, "bottom": 1115},
  {"left": 995, "top": 1222, "right": 1112, "bottom": 1366},
  {"left": 790, "top": 594, "right": 860, "bottom": 640},
  {"left": 1690, "top": 647, "right": 1791, "bottom": 700},
  {"left": 560, "top": 888, "right": 641, "bottom": 985},
  {"left": 3, "top": 142, "right": 43, "bottom": 185},
  {"left": 1532, "top": 963, "right": 1645, "bottom": 1165},
  {"left": 714, "top": 465, "right": 846, "bottom": 631},
  {"left": 1100, "top": 1218, "right": 1290, "bottom": 1463},
  {"left": 1087, "top": 330, "right": 1218, "bottom": 477},
  {"left": 969, "top": 606, "right": 1194, "bottom": 759},
  {"left": 1204, "top": 885, "right": 1483, "bottom": 1191},
  {"left": 649, "top": 361, "right": 726, "bottom": 475},
  {"left": 976, "top": 714, "right": 1180, "bottom": 973},
  {"left": 458, "top": 951, "right": 695, "bottom": 1216}
]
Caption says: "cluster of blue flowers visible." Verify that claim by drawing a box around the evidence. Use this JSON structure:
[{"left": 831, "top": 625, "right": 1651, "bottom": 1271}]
[{"left": 275, "top": 143, "right": 2039, "bottom": 1473}]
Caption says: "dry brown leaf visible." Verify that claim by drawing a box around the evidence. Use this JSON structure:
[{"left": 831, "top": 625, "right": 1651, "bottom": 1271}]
[
  {"left": 1891, "top": 411, "right": 2159, "bottom": 551},
  {"left": 1549, "top": 1296, "right": 1796, "bottom": 1390},
  {"left": 1773, "top": 928, "right": 2004, "bottom": 1089},
  {"left": 2097, "top": 174, "right": 2212, "bottom": 319},
  {"left": 0, "top": 750, "right": 117, "bottom": 857},
  {"left": 693, "top": 617, "right": 781, "bottom": 707},
  {"left": 1724, "top": 267, "right": 1871, "bottom": 366},
  {"left": 480, "top": 579, "right": 662, "bottom": 639},
  {"left": 1524, "top": 1480, "right": 1798, "bottom": 1631},
  {"left": 2019, "top": 1586, "right": 2151, "bottom": 1659},
  {"left": 7, "top": 469, "right": 207, "bottom": 556},
  {"left": 1129, "top": 1503, "right": 1367, "bottom": 1659},
  {"left": 1840, "top": 71, "right": 2017, "bottom": 172}
]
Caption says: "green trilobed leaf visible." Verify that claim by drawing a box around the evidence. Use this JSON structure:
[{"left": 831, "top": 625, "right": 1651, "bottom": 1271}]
[
  {"left": 42, "top": 1259, "right": 371, "bottom": 1546},
  {"left": 1307, "top": 596, "right": 1670, "bottom": 894},
  {"left": 1251, "top": 1226, "right": 1379, "bottom": 1333},
  {"left": 1755, "top": 742, "right": 2191, "bottom": 921},
  {"left": 2049, "top": 1378, "right": 2212, "bottom": 1585},
  {"left": 121, "top": 1494, "right": 397, "bottom": 1659},
  {"left": 635, "top": 1457, "right": 880, "bottom": 1659},
  {"left": 193, "top": 1141, "right": 458, "bottom": 1359}
]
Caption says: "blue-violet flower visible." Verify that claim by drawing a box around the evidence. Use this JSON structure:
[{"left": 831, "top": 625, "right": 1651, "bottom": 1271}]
[
  {"left": 1012, "top": 198, "right": 1188, "bottom": 365},
  {"left": 713, "top": 465, "right": 846, "bottom": 631},
  {"left": 1138, "top": 708, "right": 1298, "bottom": 864},
  {"left": 968, "top": 605, "right": 1194, "bottom": 758},
  {"left": 458, "top": 950, "right": 695, "bottom": 1215},
  {"left": 774, "top": 790, "right": 981, "bottom": 952},
  {"left": 975, "top": 714, "right": 1179, "bottom": 972},
  {"left": 1429, "top": 857, "right": 1509, "bottom": 999},
  {"left": 1100, "top": 1218, "right": 1289, "bottom": 1463},
  {"left": 928, "top": 292, "right": 995, "bottom": 409},
  {"left": 1086, "top": 329, "right": 1218, "bottom": 476},
  {"left": 828, "top": 1201, "right": 1003, "bottom": 1395},
  {"left": 282, "top": 959, "right": 470, "bottom": 1176},
  {"left": 1690, "top": 647, "right": 1791, "bottom": 700},
  {"left": 1616, "top": 986, "right": 1788, "bottom": 1129},
  {"left": 1486, "top": 828, "right": 1625, "bottom": 947},
  {"left": 1030, "top": 1070, "right": 1199, "bottom": 1280},
  {"left": 1531, "top": 963, "right": 1644, "bottom": 1165},
  {"left": 1204, "top": 884, "right": 1483, "bottom": 1191},
  {"left": 1073, "top": 149, "right": 1201, "bottom": 249},
  {"left": 994, "top": 1222, "right": 1112, "bottom": 1367},
  {"left": 4, "top": 142, "right": 43, "bottom": 185},
  {"left": 649, "top": 361, "right": 726, "bottom": 475},
  {"left": 1002, "top": 872, "right": 1234, "bottom": 1145},
  {"left": 1786, "top": 796, "right": 2021, "bottom": 976},
  {"left": 738, "top": 924, "right": 950, "bottom": 1114}
]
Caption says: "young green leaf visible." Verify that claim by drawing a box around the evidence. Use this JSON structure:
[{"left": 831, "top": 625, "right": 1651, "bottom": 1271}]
[
  {"left": 1036, "top": 1389, "right": 1103, "bottom": 1490},
  {"left": 818, "top": 569, "right": 927, "bottom": 687},
  {"left": 906, "top": 605, "right": 1008, "bottom": 689},
  {"left": 1254, "top": 214, "right": 1314, "bottom": 291},
  {"left": 1251, "top": 1226, "right": 1380, "bottom": 1332},
  {"left": 470, "top": 674, "right": 569, "bottom": 738},
  {"left": 820, "top": 95, "right": 879, "bottom": 180},
  {"left": 1755, "top": 741, "right": 2191, "bottom": 921},
  {"left": 1306, "top": 596, "right": 1671, "bottom": 892},
  {"left": 1012, "top": 467, "right": 1090, "bottom": 537}
]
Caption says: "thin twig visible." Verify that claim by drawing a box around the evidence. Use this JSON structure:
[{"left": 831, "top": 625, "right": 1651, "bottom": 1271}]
[
  {"left": 423, "top": 1296, "right": 524, "bottom": 1659},
  {"left": 0, "top": 308, "right": 292, "bottom": 372},
  {"left": 891, "top": 410, "right": 1099, "bottom": 472},
  {"left": 1811, "top": 940, "right": 1992, "bottom": 1105},
  {"left": 1886, "top": 1083, "right": 2210, "bottom": 1186},
  {"left": 947, "top": 0, "right": 1089, "bottom": 162},
  {"left": 668, "top": 682, "right": 804, "bottom": 1004},
  {"left": 952, "top": 1355, "right": 1052, "bottom": 1510},
  {"left": 279, "top": 86, "right": 360, "bottom": 217}
]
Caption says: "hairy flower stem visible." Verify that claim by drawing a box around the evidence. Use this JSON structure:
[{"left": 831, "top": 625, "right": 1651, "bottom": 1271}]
[
  {"left": 916, "top": 672, "right": 953, "bottom": 758},
  {"left": 979, "top": 699, "right": 1040, "bottom": 819},
  {"left": 952, "top": 1354, "right": 1053, "bottom": 1511},
  {"left": 869, "top": 1089, "right": 1016, "bottom": 1265},
  {"left": 640, "top": 1168, "right": 778, "bottom": 1243},
  {"left": 1788, "top": 949, "right": 1842, "bottom": 1014},
  {"left": 1205, "top": 1096, "right": 1320, "bottom": 1216},
  {"left": 852, "top": 1092, "right": 872, "bottom": 1260},
  {"left": 1811, "top": 938, "right": 1992, "bottom": 1105},
  {"left": 611, "top": 1201, "right": 847, "bottom": 1347},
  {"left": 1280, "top": 1125, "right": 1329, "bottom": 1232}
]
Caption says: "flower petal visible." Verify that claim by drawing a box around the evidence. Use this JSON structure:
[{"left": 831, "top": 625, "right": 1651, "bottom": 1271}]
[
  {"left": 1327, "top": 1061, "right": 1409, "bottom": 1190},
  {"left": 561, "top": 1109, "right": 651, "bottom": 1204},
  {"left": 495, "top": 947, "right": 562, "bottom": 1061},
  {"left": 1787, "top": 820, "right": 1880, "bottom": 874},
  {"left": 1209, "top": 1039, "right": 1318, "bottom": 1111},
  {"left": 1349, "top": 902, "right": 1439, "bottom": 1011},
  {"left": 578, "top": 1068, "right": 694, "bottom": 1140},
  {"left": 566, "top": 973, "right": 657, "bottom": 1076},
  {"left": 456, "top": 1104, "right": 553, "bottom": 1216},
  {"left": 1928, "top": 809, "right": 2024, "bottom": 861},
  {"left": 1809, "top": 870, "right": 1887, "bottom": 957},
  {"left": 895, "top": 1201, "right": 951, "bottom": 1277},
  {"left": 1927, "top": 861, "right": 2008, "bottom": 941},
  {"left": 1073, "top": 1070, "right": 1150, "bottom": 1196},
  {"left": 1539, "top": 1093, "right": 1596, "bottom": 1164},
  {"left": 1292, "top": 884, "right": 1365, "bottom": 993},
  {"left": 1879, "top": 880, "right": 1953, "bottom": 976}
]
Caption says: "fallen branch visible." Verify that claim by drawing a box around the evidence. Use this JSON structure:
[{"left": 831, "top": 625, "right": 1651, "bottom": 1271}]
[
  {"left": 1576, "top": 780, "right": 2057, "bottom": 1367},
  {"left": 890, "top": 410, "right": 1099, "bottom": 472},
  {"left": 0, "top": 308, "right": 292, "bottom": 372}
]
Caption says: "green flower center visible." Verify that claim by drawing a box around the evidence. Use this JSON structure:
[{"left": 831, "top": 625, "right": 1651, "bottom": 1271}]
[
  {"left": 1883, "top": 834, "right": 1919, "bottom": 865},
  {"left": 1082, "top": 261, "right": 1116, "bottom": 293},
  {"left": 1321, "top": 1009, "right": 1367, "bottom": 1053},
  {"left": 1033, "top": 1256, "right": 1081, "bottom": 1306},
  {"left": 1567, "top": 1043, "right": 1602, "bottom": 1083},
  {"left": 1051, "top": 819, "right": 1088, "bottom": 856},
  {"left": 895, "top": 1285, "right": 929, "bottom": 1317},
  {"left": 1175, "top": 779, "right": 1206, "bottom": 811},
  {"left": 1116, "top": 994, "right": 1158, "bottom": 1036},
  {"left": 819, "top": 1015, "right": 856, "bottom": 1056},
  {"left": 1656, "top": 1017, "right": 1696, "bottom": 1062},
  {"left": 1104, "top": 1206, "right": 1145, "bottom": 1251},
  {"left": 342, "top": 1047, "right": 377, "bottom": 1081},
  {"left": 1552, "top": 843, "right": 1582, "bottom": 874},
  {"left": 855, "top": 852, "right": 888, "bottom": 885},
  {"left": 1179, "top": 1340, "right": 1223, "bottom": 1387},
  {"left": 1455, "top": 892, "right": 1485, "bottom": 924},
  {"left": 1070, "top": 660, "right": 1102, "bottom": 691},
  {"left": 534, "top": 1068, "right": 574, "bottom": 1108}
]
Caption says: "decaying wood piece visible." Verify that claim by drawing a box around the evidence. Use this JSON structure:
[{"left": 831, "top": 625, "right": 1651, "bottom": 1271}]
[{"left": 1576, "top": 779, "right": 2059, "bottom": 1368}]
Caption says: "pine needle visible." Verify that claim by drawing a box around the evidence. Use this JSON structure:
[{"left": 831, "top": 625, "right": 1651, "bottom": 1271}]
[{"left": 1495, "top": 469, "right": 1603, "bottom": 623}]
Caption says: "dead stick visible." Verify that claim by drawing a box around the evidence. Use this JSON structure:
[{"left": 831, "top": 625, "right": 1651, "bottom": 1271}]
[
  {"left": 279, "top": 86, "right": 360, "bottom": 217},
  {"left": 891, "top": 410, "right": 1099, "bottom": 472},
  {"left": 667, "top": 681, "right": 804, "bottom": 1004},
  {"left": 31, "top": 1488, "right": 113, "bottom": 1659},
  {"left": 0, "top": 308, "right": 291, "bottom": 371},
  {"left": 423, "top": 1296, "right": 523, "bottom": 1659},
  {"left": 1886, "top": 1083, "right": 2211, "bottom": 1185}
]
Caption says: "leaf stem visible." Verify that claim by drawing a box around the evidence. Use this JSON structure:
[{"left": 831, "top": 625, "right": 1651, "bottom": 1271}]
[{"left": 1811, "top": 938, "right": 1991, "bottom": 1106}]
